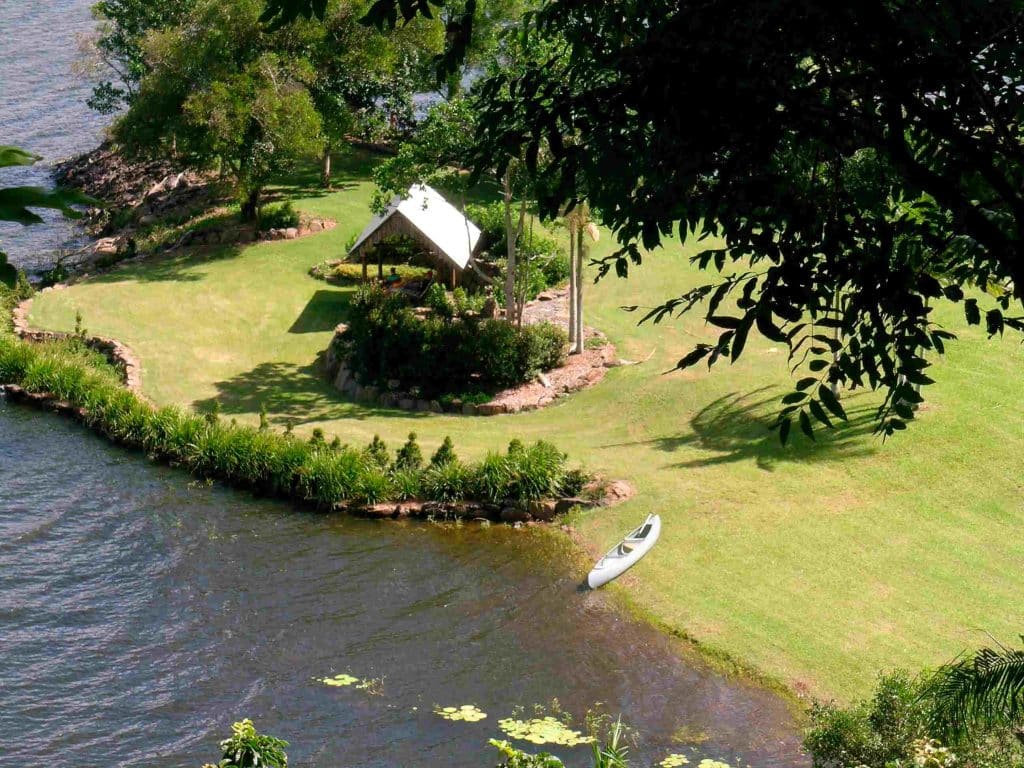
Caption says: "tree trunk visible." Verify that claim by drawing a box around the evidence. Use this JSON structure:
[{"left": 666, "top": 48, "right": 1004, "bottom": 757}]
[
  {"left": 321, "top": 145, "right": 332, "bottom": 187},
  {"left": 572, "top": 223, "right": 585, "bottom": 354},
  {"left": 240, "top": 188, "right": 260, "bottom": 222},
  {"left": 567, "top": 218, "right": 577, "bottom": 345},
  {"left": 502, "top": 169, "right": 517, "bottom": 323}
]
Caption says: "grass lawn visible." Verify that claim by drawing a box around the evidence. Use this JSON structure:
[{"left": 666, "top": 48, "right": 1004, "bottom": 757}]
[{"left": 29, "top": 149, "right": 1024, "bottom": 702}]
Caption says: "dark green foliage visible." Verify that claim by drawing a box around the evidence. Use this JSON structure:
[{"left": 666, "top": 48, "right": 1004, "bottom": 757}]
[
  {"left": 342, "top": 284, "right": 567, "bottom": 397},
  {"left": 805, "top": 670, "right": 1024, "bottom": 768},
  {"left": 394, "top": 432, "right": 423, "bottom": 471},
  {"left": 218, "top": 718, "right": 288, "bottom": 768},
  {"left": 430, "top": 435, "right": 458, "bottom": 467},
  {"left": 365, "top": 434, "right": 390, "bottom": 468},
  {"left": 425, "top": 282, "right": 454, "bottom": 319},
  {"left": 806, "top": 672, "right": 930, "bottom": 768},
  {"left": 0, "top": 329, "right": 583, "bottom": 510},
  {"left": 926, "top": 640, "right": 1024, "bottom": 741},
  {"left": 558, "top": 467, "right": 590, "bottom": 497},
  {"left": 420, "top": 460, "right": 472, "bottom": 502},
  {"left": 259, "top": 201, "right": 300, "bottom": 231},
  {"left": 473, "top": 440, "right": 567, "bottom": 503},
  {"left": 468, "top": 0, "right": 1024, "bottom": 439}
]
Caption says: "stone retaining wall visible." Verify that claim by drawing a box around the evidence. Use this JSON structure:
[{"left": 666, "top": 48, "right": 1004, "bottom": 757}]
[{"left": 11, "top": 294, "right": 145, "bottom": 396}]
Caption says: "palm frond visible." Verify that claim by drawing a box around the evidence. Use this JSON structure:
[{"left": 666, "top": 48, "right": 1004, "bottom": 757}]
[{"left": 926, "top": 639, "right": 1024, "bottom": 739}]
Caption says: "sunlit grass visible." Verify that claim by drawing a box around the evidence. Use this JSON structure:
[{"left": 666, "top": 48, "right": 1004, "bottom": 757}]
[{"left": 29, "top": 147, "right": 1024, "bottom": 701}]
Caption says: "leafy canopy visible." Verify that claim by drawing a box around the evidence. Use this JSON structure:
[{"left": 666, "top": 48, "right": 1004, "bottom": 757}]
[{"left": 268, "top": 0, "right": 1024, "bottom": 440}]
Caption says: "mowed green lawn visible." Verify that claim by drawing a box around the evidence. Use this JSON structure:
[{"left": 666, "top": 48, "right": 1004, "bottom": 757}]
[{"left": 30, "top": 150, "right": 1024, "bottom": 701}]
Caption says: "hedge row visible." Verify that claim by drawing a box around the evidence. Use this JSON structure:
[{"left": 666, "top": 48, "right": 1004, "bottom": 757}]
[{"left": 0, "top": 330, "right": 587, "bottom": 509}]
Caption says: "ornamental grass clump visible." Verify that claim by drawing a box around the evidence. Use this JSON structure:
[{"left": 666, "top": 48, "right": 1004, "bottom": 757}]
[
  {"left": 421, "top": 460, "right": 472, "bottom": 502},
  {"left": 0, "top": 328, "right": 587, "bottom": 513}
]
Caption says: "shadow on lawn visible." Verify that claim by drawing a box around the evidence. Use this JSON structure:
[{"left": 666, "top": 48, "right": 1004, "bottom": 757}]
[
  {"left": 289, "top": 289, "right": 351, "bottom": 333},
  {"left": 87, "top": 244, "right": 246, "bottom": 285},
  {"left": 192, "top": 359, "right": 425, "bottom": 428},
  {"left": 612, "top": 386, "right": 879, "bottom": 471}
]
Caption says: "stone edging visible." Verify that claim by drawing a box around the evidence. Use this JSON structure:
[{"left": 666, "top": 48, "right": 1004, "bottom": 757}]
[{"left": 12, "top": 293, "right": 145, "bottom": 397}]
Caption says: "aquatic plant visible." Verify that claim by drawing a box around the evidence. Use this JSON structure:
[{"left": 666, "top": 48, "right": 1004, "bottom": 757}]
[
  {"left": 217, "top": 718, "right": 288, "bottom": 768},
  {"left": 434, "top": 704, "right": 487, "bottom": 722},
  {"left": 497, "top": 716, "right": 594, "bottom": 747},
  {"left": 660, "top": 755, "right": 690, "bottom": 767},
  {"left": 320, "top": 673, "right": 359, "bottom": 687},
  {"left": 489, "top": 739, "right": 566, "bottom": 767}
]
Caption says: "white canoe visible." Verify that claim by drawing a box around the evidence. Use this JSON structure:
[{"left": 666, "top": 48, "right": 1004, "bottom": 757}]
[{"left": 586, "top": 514, "right": 661, "bottom": 589}]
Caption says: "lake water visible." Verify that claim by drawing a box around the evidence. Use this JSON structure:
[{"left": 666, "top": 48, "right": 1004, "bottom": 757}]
[
  {"left": 0, "top": 4, "right": 806, "bottom": 767},
  {"left": 0, "top": 0, "right": 110, "bottom": 273}
]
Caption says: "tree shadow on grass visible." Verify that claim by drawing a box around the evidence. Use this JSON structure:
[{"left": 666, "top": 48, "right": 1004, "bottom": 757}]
[
  {"left": 85, "top": 243, "right": 246, "bottom": 285},
  {"left": 192, "top": 359, "right": 426, "bottom": 428},
  {"left": 289, "top": 289, "right": 351, "bottom": 333},
  {"left": 610, "top": 386, "right": 880, "bottom": 471}
]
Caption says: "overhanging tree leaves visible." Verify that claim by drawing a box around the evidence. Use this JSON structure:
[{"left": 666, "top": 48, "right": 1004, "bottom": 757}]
[
  {"left": 0, "top": 146, "right": 93, "bottom": 287},
  {"left": 468, "top": 0, "right": 1024, "bottom": 439},
  {"left": 266, "top": 0, "right": 1024, "bottom": 440}
]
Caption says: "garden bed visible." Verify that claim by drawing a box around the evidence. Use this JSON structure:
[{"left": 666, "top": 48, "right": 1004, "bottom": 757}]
[{"left": 323, "top": 287, "right": 621, "bottom": 415}]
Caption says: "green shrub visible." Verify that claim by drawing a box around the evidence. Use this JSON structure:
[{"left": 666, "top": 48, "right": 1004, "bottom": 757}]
[
  {"left": 394, "top": 432, "right": 423, "bottom": 471},
  {"left": 430, "top": 435, "right": 458, "bottom": 467},
  {"left": 0, "top": 331, "right": 584, "bottom": 511},
  {"left": 804, "top": 672, "right": 933, "bottom": 768},
  {"left": 259, "top": 201, "right": 299, "bottom": 231},
  {"left": 218, "top": 718, "right": 288, "bottom": 768},
  {"left": 343, "top": 285, "right": 565, "bottom": 398},
  {"left": 425, "top": 282, "right": 454, "bottom": 319},
  {"left": 558, "top": 467, "right": 592, "bottom": 497},
  {"left": 421, "top": 460, "right": 472, "bottom": 502},
  {"left": 365, "top": 434, "right": 390, "bottom": 468},
  {"left": 521, "top": 322, "right": 568, "bottom": 375},
  {"left": 391, "top": 468, "right": 422, "bottom": 500}
]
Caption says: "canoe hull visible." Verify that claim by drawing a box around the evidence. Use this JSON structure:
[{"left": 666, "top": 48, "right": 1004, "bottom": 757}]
[{"left": 586, "top": 514, "right": 661, "bottom": 589}]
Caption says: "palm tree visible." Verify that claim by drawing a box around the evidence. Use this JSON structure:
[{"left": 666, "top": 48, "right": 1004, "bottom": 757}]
[{"left": 927, "top": 639, "right": 1024, "bottom": 743}]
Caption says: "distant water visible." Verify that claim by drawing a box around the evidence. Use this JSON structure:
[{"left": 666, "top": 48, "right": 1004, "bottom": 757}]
[{"left": 0, "top": 0, "right": 110, "bottom": 272}]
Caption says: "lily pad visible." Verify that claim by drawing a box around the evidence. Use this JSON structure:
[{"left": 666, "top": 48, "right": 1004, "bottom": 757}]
[
  {"left": 660, "top": 755, "right": 690, "bottom": 767},
  {"left": 320, "top": 673, "right": 359, "bottom": 687},
  {"left": 434, "top": 704, "right": 488, "bottom": 722},
  {"left": 497, "top": 715, "right": 594, "bottom": 746}
]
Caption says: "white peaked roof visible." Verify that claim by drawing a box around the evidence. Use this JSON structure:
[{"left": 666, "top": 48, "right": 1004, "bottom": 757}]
[{"left": 349, "top": 184, "right": 481, "bottom": 269}]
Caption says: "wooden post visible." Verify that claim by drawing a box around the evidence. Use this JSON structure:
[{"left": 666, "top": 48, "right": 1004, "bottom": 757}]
[{"left": 361, "top": 252, "right": 367, "bottom": 282}]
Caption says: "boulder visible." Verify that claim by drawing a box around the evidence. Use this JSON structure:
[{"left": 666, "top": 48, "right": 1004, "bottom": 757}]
[
  {"left": 284, "top": 227, "right": 299, "bottom": 239},
  {"left": 415, "top": 399, "right": 432, "bottom": 412},
  {"left": 139, "top": 214, "right": 159, "bottom": 226},
  {"left": 360, "top": 386, "right": 380, "bottom": 403},
  {"left": 537, "top": 372, "right": 552, "bottom": 389},
  {"left": 500, "top": 507, "right": 532, "bottom": 523},
  {"left": 528, "top": 500, "right": 558, "bottom": 521},
  {"left": 379, "top": 393, "right": 398, "bottom": 408},
  {"left": 398, "top": 397, "right": 416, "bottom": 410},
  {"left": 308, "top": 221, "right": 323, "bottom": 232},
  {"left": 476, "top": 402, "right": 508, "bottom": 416},
  {"left": 428, "top": 400, "right": 443, "bottom": 413},
  {"left": 462, "top": 403, "right": 478, "bottom": 416},
  {"left": 93, "top": 237, "right": 120, "bottom": 256}
]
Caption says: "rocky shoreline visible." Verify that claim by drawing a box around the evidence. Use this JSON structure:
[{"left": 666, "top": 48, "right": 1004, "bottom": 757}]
[{"left": 49, "top": 143, "right": 334, "bottom": 279}]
